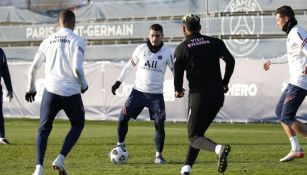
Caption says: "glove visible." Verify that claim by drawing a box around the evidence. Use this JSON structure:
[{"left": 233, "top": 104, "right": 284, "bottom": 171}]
[
  {"left": 7, "top": 91, "right": 13, "bottom": 102},
  {"left": 111, "top": 81, "right": 121, "bottom": 95},
  {"left": 81, "top": 85, "right": 88, "bottom": 94},
  {"left": 25, "top": 92, "right": 37, "bottom": 103}
]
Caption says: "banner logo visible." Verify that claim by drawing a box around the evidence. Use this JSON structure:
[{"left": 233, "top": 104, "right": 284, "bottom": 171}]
[{"left": 221, "top": 0, "right": 263, "bottom": 57}]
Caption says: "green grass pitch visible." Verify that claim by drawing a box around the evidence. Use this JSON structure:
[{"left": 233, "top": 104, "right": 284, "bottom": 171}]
[{"left": 0, "top": 119, "right": 306, "bottom": 175}]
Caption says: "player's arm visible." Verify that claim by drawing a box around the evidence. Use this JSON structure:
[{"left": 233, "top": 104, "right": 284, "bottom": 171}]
[
  {"left": 218, "top": 40, "right": 235, "bottom": 93},
  {"left": 174, "top": 46, "right": 185, "bottom": 98},
  {"left": 111, "top": 47, "right": 139, "bottom": 95},
  {"left": 0, "top": 48, "right": 13, "bottom": 102},
  {"left": 263, "top": 54, "right": 288, "bottom": 71},
  {"left": 26, "top": 44, "right": 45, "bottom": 102},
  {"left": 73, "top": 41, "right": 88, "bottom": 93},
  {"left": 294, "top": 28, "right": 307, "bottom": 75}
]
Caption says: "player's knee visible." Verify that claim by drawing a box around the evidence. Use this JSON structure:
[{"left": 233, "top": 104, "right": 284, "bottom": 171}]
[
  {"left": 38, "top": 126, "right": 52, "bottom": 134},
  {"left": 281, "top": 116, "right": 295, "bottom": 127},
  {"left": 275, "top": 109, "right": 282, "bottom": 120},
  {"left": 189, "top": 135, "right": 199, "bottom": 144}
]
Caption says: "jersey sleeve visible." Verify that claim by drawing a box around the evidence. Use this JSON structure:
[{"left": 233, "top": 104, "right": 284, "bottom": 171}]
[
  {"left": 72, "top": 39, "right": 88, "bottom": 90},
  {"left": 0, "top": 48, "right": 13, "bottom": 92},
  {"left": 270, "top": 54, "right": 288, "bottom": 64},
  {"left": 27, "top": 42, "right": 46, "bottom": 92},
  {"left": 117, "top": 46, "right": 140, "bottom": 82},
  {"left": 218, "top": 39, "right": 235, "bottom": 86},
  {"left": 174, "top": 45, "right": 185, "bottom": 91}
]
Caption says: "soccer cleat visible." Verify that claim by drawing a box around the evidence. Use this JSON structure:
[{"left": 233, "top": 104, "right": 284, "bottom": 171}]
[
  {"left": 279, "top": 149, "right": 304, "bottom": 162},
  {"left": 180, "top": 165, "right": 191, "bottom": 175},
  {"left": 0, "top": 138, "right": 11, "bottom": 145},
  {"left": 218, "top": 144, "right": 231, "bottom": 174},
  {"left": 52, "top": 159, "right": 67, "bottom": 175},
  {"left": 154, "top": 155, "right": 167, "bottom": 164}
]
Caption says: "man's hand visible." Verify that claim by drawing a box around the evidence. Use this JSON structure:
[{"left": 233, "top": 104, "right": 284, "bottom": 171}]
[
  {"left": 25, "top": 92, "right": 37, "bottom": 102},
  {"left": 223, "top": 85, "right": 229, "bottom": 93},
  {"left": 175, "top": 88, "right": 185, "bottom": 98},
  {"left": 81, "top": 86, "right": 88, "bottom": 94},
  {"left": 7, "top": 91, "right": 13, "bottom": 102},
  {"left": 111, "top": 81, "right": 121, "bottom": 95},
  {"left": 302, "top": 66, "right": 307, "bottom": 76},
  {"left": 263, "top": 60, "right": 271, "bottom": 71}
]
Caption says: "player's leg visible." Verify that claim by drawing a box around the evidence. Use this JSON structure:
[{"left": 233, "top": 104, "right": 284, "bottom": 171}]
[
  {"left": 279, "top": 84, "right": 306, "bottom": 162},
  {"left": 148, "top": 93, "right": 166, "bottom": 164},
  {"left": 0, "top": 90, "right": 9, "bottom": 144},
  {"left": 33, "top": 90, "right": 61, "bottom": 175},
  {"left": 117, "top": 89, "right": 144, "bottom": 147},
  {"left": 51, "top": 93, "right": 85, "bottom": 175}
]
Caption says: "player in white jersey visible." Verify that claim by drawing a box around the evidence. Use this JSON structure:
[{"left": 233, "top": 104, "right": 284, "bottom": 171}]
[
  {"left": 26, "top": 10, "right": 88, "bottom": 175},
  {"left": 111, "top": 24, "right": 174, "bottom": 164},
  {"left": 263, "top": 6, "right": 307, "bottom": 162}
]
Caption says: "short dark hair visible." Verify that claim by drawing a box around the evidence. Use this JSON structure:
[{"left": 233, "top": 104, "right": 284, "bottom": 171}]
[
  {"left": 182, "top": 13, "right": 201, "bottom": 32},
  {"left": 276, "top": 5, "right": 295, "bottom": 19},
  {"left": 58, "top": 9, "right": 76, "bottom": 28},
  {"left": 149, "top": 24, "right": 163, "bottom": 33}
]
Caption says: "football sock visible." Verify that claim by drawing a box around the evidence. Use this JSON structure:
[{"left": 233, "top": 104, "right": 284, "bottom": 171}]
[
  {"left": 35, "top": 164, "right": 43, "bottom": 172},
  {"left": 55, "top": 154, "right": 65, "bottom": 163},
  {"left": 289, "top": 136, "right": 301, "bottom": 151},
  {"left": 156, "top": 152, "right": 161, "bottom": 157},
  {"left": 117, "top": 142, "right": 125, "bottom": 146},
  {"left": 215, "top": 144, "right": 222, "bottom": 155}
]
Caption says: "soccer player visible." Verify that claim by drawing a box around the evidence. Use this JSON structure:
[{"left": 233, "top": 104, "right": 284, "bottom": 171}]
[
  {"left": 174, "top": 14, "right": 235, "bottom": 175},
  {"left": 111, "top": 24, "right": 174, "bottom": 164},
  {"left": 0, "top": 48, "right": 13, "bottom": 145},
  {"left": 263, "top": 5, "right": 307, "bottom": 162},
  {"left": 26, "top": 9, "right": 88, "bottom": 175}
]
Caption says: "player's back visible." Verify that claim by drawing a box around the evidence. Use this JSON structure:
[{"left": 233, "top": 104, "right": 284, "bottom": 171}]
[{"left": 40, "top": 28, "right": 85, "bottom": 96}]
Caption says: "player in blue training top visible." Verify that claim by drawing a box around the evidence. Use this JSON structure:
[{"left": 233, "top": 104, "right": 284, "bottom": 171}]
[
  {"left": 26, "top": 9, "right": 88, "bottom": 175},
  {"left": 111, "top": 24, "right": 174, "bottom": 164},
  {"left": 0, "top": 48, "right": 13, "bottom": 145},
  {"left": 263, "top": 5, "right": 307, "bottom": 162}
]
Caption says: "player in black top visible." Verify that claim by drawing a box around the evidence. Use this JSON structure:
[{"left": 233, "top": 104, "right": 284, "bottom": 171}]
[
  {"left": 174, "top": 14, "right": 235, "bottom": 175},
  {"left": 0, "top": 48, "right": 13, "bottom": 145}
]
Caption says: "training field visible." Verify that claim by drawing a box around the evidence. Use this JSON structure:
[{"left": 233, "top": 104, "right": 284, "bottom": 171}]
[{"left": 0, "top": 119, "right": 306, "bottom": 175}]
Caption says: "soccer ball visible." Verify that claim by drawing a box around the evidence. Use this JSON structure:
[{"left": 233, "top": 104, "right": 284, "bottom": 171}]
[{"left": 110, "top": 146, "right": 129, "bottom": 164}]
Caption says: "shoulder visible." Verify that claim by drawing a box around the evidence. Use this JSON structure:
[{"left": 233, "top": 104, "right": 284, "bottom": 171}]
[
  {"left": 134, "top": 43, "right": 147, "bottom": 52},
  {"left": 161, "top": 45, "right": 173, "bottom": 54},
  {"left": 71, "top": 33, "right": 85, "bottom": 46}
]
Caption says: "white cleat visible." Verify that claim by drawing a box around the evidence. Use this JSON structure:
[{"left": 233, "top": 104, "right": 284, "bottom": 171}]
[
  {"left": 280, "top": 149, "right": 304, "bottom": 162},
  {"left": 52, "top": 159, "right": 67, "bottom": 175},
  {"left": 0, "top": 138, "right": 11, "bottom": 145}
]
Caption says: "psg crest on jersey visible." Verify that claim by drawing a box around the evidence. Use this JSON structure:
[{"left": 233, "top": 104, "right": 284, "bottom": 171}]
[{"left": 158, "top": 55, "right": 162, "bottom": 60}]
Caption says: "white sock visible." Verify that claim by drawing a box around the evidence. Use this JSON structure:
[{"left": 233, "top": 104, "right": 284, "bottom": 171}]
[
  {"left": 289, "top": 136, "right": 301, "bottom": 151},
  {"left": 180, "top": 165, "right": 191, "bottom": 173},
  {"left": 117, "top": 142, "right": 125, "bottom": 146},
  {"left": 156, "top": 152, "right": 161, "bottom": 157},
  {"left": 215, "top": 144, "right": 222, "bottom": 155},
  {"left": 55, "top": 154, "right": 65, "bottom": 162},
  {"left": 35, "top": 164, "right": 43, "bottom": 172}
]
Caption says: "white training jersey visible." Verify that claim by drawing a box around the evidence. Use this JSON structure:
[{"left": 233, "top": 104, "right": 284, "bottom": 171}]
[
  {"left": 117, "top": 43, "right": 174, "bottom": 94},
  {"left": 271, "top": 25, "right": 307, "bottom": 90},
  {"left": 27, "top": 28, "right": 88, "bottom": 96}
]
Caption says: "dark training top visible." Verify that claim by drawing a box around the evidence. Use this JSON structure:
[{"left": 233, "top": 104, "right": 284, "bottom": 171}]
[
  {"left": 0, "top": 48, "right": 13, "bottom": 92},
  {"left": 174, "top": 33, "right": 235, "bottom": 94}
]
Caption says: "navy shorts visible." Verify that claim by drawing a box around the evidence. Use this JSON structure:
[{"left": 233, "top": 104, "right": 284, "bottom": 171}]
[
  {"left": 275, "top": 84, "right": 307, "bottom": 126},
  {"left": 121, "top": 89, "right": 166, "bottom": 121}
]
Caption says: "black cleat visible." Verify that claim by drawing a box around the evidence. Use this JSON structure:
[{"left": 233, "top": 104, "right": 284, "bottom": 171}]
[
  {"left": 218, "top": 144, "right": 231, "bottom": 174},
  {"left": 0, "top": 138, "right": 11, "bottom": 145}
]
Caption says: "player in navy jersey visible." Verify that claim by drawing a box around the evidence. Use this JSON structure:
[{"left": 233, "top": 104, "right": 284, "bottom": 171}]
[
  {"left": 0, "top": 48, "right": 13, "bottom": 145},
  {"left": 26, "top": 10, "right": 88, "bottom": 175},
  {"left": 111, "top": 24, "right": 174, "bottom": 164},
  {"left": 263, "top": 5, "right": 307, "bottom": 162},
  {"left": 174, "top": 14, "right": 235, "bottom": 175}
]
